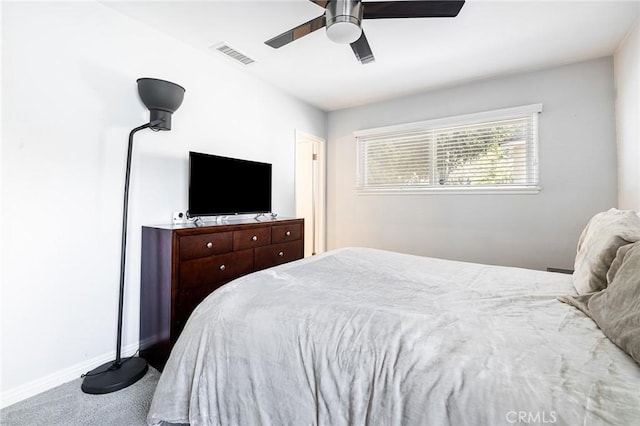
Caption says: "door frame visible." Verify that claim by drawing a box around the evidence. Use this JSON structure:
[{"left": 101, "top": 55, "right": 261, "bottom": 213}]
[{"left": 295, "top": 130, "right": 326, "bottom": 256}]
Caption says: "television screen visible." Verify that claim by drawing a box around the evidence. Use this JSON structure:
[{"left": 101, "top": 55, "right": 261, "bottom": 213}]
[{"left": 188, "top": 152, "right": 272, "bottom": 216}]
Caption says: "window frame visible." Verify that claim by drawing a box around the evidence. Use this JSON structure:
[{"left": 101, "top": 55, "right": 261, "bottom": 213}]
[{"left": 355, "top": 104, "right": 543, "bottom": 195}]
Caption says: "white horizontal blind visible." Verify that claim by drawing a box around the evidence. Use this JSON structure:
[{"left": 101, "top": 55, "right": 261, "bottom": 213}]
[
  {"left": 358, "top": 129, "right": 432, "bottom": 188},
  {"left": 356, "top": 105, "right": 541, "bottom": 192}
]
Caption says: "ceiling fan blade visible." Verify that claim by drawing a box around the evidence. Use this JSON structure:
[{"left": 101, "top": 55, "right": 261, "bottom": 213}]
[
  {"left": 309, "top": 0, "right": 329, "bottom": 7},
  {"left": 350, "top": 31, "right": 375, "bottom": 64},
  {"left": 362, "top": 1, "right": 465, "bottom": 19},
  {"left": 265, "top": 15, "right": 327, "bottom": 49}
]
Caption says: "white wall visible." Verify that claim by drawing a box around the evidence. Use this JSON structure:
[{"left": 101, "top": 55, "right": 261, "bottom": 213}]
[
  {"left": 327, "top": 58, "right": 618, "bottom": 271},
  {"left": 0, "top": 1, "right": 325, "bottom": 405},
  {"left": 615, "top": 18, "right": 640, "bottom": 211}
]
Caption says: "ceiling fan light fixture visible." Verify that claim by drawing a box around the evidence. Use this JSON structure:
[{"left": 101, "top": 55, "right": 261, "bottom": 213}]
[
  {"left": 326, "top": 0, "right": 363, "bottom": 44},
  {"left": 326, "top": 19, "right": 362, "bottom": 44}
]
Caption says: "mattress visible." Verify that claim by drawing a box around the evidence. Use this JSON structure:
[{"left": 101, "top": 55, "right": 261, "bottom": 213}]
[{"left": 147, "top": 247, "right": 640, "bottom": 425}]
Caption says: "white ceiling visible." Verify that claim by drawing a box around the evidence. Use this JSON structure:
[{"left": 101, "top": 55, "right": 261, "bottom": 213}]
[{"left": 105, "top": 0, "right": 640, "bottom": 111}]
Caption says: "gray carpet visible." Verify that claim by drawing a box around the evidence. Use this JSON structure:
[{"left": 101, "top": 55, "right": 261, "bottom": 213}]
[{"left": 0, "top": 367, "right": 167, "bottom": 426}]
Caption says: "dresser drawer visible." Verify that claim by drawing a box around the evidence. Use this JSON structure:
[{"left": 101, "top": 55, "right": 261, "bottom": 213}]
[
  {"left": 180, "top": 249, "right": 254, "bottom": 289},
  {"left": 233, "top": 227, "right": 271, "bottom": 250},
  {"left": 175, "top": 284, "right": 219, "bottom": 336},
  {"left": 179, "top": 232, "right": 233, "bottom": 260},
  {"left": 255, "top": 240, "right": 303, "bottom": 270},
  {"left": 271, "top": 223, "right": 302, "bottom": 244}
]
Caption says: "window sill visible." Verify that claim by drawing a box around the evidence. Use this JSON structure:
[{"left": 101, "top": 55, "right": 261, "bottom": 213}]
[{"left": 356, "top": 186, "right": 541, "bottom": 195}]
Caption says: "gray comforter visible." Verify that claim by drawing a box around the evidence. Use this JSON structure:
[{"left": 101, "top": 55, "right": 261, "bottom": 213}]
[{"left": 148, "top": 248, "right": 640, "bottom": 425}]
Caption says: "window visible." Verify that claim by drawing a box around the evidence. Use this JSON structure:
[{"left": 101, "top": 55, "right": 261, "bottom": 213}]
[{"left": 355, "top": 104, "right": 542, "bottom": 193}]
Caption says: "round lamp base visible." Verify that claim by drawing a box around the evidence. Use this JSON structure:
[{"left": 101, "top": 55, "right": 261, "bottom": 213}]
[{"left": 81, "top": 357, "right": 148, "bottom": 395}]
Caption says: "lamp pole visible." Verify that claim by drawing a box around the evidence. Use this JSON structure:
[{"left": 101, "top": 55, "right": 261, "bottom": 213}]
[{"left": 114, "top": 121, "right": 161, "bottom": 365}]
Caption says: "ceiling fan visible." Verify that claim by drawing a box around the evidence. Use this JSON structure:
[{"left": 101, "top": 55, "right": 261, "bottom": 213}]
[{"left": 265, "top": 0, "right": 465, "bottom": 64}]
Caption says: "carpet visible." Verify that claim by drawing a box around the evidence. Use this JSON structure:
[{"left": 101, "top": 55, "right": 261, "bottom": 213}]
[{"left": 0, "top": 366, "right": 167, "bottom": 426}]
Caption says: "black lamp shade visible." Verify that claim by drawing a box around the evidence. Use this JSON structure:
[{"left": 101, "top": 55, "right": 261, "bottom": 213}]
[{"left": 137, "top": 78, "right": 185, "bottom": 131}]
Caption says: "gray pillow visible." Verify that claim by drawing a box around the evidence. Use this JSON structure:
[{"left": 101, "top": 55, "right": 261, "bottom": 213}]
[
  {"left": 561, "top": 241, "right": 640, "bottom": 364},
  {"left": 572, "top": 209, "right": 640, "bottom": 295}
]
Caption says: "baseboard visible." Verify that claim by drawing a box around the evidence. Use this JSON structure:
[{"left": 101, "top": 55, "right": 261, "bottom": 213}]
[{"left": 0, "top": 343, "right": 140, "bottom": 409}]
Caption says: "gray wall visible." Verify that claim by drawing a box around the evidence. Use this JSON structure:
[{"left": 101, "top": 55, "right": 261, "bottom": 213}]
[{"left": 327, "top": 58, "right": 618, "bottom": 270}]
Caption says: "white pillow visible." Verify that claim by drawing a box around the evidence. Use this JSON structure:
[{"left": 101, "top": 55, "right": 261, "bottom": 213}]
[{"left": 573, "top": 208, "right": 640, "bottom": 295}]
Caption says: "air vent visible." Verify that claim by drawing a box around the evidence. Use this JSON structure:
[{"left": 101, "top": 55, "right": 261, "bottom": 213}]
[{"left": 210, "top": 43, "right": 255, "bottom": 65}]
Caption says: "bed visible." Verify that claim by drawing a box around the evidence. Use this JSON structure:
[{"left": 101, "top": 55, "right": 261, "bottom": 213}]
[{"left": 147, "top": 212, "right": 640, "bottom": 426}]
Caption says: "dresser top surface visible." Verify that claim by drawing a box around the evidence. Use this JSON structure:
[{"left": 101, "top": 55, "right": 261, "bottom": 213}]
[{"left": 145, "top": 217, "right": 301, "bottom": 231}]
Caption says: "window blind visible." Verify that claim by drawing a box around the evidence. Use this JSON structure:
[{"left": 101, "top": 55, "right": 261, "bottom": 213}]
[{"left": 356, "top": 105, "right": 541, "bottom": 192}]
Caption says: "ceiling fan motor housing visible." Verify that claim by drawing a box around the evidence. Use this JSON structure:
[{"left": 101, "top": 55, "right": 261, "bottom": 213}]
[{"left": 326, "top": 0, "right": 363, "bottom": 44}]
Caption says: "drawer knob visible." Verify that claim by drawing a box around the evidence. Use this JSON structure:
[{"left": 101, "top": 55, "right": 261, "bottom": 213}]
[
  {"left": 206, "top": 242, "right": 213, "bottom": 249},
  {"left": 219, "top": 264, "right": 226, "bottom": 271},
  {"left": 251, "top": 235, "right": 258, "bottom": 241},
  {"left": 278, "top": 251, "right": 284, "bottom": 257},
  {"left": 285, "top": 231, "right": 291, "bottom": 236}
]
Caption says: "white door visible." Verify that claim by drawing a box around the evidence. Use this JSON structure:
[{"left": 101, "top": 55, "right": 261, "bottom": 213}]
[{"left": 295, "top": 131, "right": 325, "bottom": 257}]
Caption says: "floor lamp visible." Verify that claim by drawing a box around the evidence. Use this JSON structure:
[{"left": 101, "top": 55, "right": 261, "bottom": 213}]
[{"left": 82, "top": 78, "right": 185, "bottom": 394}]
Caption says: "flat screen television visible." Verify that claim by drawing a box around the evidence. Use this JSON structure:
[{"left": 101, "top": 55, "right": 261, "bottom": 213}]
[{"left": 188, "top": 151, "right": 272, "bottom": 217}]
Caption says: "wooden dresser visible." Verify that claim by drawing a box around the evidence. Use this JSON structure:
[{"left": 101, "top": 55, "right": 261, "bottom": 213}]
[{"left": 140, "top": 218, "right": 304, "bottom": 370}]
